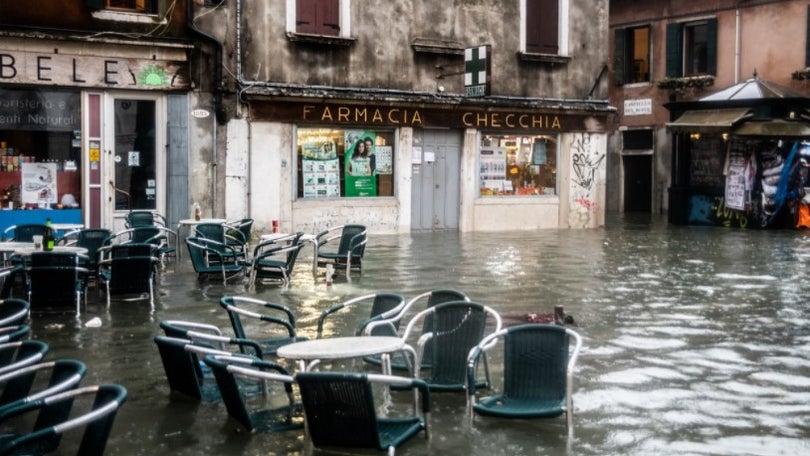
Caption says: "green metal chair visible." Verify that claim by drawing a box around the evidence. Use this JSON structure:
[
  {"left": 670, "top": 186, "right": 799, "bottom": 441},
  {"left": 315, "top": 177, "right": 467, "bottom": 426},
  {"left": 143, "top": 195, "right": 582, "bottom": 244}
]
[
  {"left": 203, "top": 354, "right": 303, "bottom": 433},
  {"left": 295, "top": 371, "right": 430, "bottom": 455},
  {"left": 0, "top": 340, "right": 48, "bottom": 376},
  {"left": 315, "top": 224, "right": 367, "bottom": 280},
  {"left": 0, "top": 359, "right": 87, "bottom": 413},
  {"left": 219, "top": 296, "right": 306, "bottom": 356},
  {"left": 402, "top": 301, "right": 501, "bottom": 392},
  {"left": 27, "top": 252, "right": 89, "bottom": 314},
  {"left": 466, "top": 324, "right": 583, "bottom": 430},
  {"left": 60, "top": 228, "right": 112, "bottom": 280},
  {"left": 249, "top": 233, "right": 304, "bottom": 287},
  {"left": 159, "top": 320, "right": 265, "bottom": 359},
  {"left": 0, "top": 384, "right": 127, "bottom": 456},
  {"left": 316, "top": 292, "right": 406, "bottom": 338},
  {"left": 0, "top": 326, "right": 30, "bottom": 344},
  {"left": 98, "top": 244, "right": 160, "bottom": 307},
  {"left": 0, "top": 298, "right": 29, "bottom": 327},
  {"left": 185, "top": 237, "right": 245, "bottom": 284}
]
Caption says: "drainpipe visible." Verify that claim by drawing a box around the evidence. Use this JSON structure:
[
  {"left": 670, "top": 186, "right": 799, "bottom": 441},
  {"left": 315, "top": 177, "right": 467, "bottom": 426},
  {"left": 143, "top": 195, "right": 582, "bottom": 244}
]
[
  {"left": 187, "top": 0, "right": 224, "bottom": 216},
  {"left": 236, "top": 0, "right": 251, "bottom": 218},
  {"left": 735, "top": 8, "right": 741, "bottom": 83}
]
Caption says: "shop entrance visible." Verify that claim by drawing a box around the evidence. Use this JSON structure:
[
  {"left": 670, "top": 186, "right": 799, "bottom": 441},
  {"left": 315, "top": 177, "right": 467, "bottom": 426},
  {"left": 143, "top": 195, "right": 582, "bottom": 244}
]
[
  {"left": 411, "top": 130, "right": 461, "bottom": 230},
  {"left": 105, "top": 94, "right": 165, "bottom": 231},
  {"left": 623, "top": 154, "right": 652, "bottom": 212}
]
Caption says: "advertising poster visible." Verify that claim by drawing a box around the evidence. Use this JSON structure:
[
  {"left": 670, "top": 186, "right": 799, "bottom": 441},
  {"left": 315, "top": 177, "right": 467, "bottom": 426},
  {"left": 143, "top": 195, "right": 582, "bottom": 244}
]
[
  {"left": 21, "top": 162, "right": 58, "bottom": 206},
  {"left": 344, "top": 130, "right": 377, "bottom": 197},
  {"left": 301, "top": 137, "right": 340, "bottom": 198}
]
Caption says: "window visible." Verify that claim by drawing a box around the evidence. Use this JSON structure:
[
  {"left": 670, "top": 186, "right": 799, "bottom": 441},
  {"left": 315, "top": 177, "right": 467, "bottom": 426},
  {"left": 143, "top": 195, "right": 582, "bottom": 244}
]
[
  {"left": 479, "top": 134, "right": 558, "bottom": 197},
  {"left": 297, "top": 128, "right": 395, "bottom": 198},
  {"left": 522, "top": 0, "right": 568, "bottom": 56},
  {"left": 666, "top": 19, "right": 717, "bottom": 77},
  {"left": 294, "top": 0, "right": 340, "bottom": 36},
  {"left": 86, "top": 0, "right": 159, "bottom": 14},
  {"left": 622, "top": 130, "right": 653, "bottom": 151},
  {"left": 614, "top": 26, "right": 651, "bottom": 85}
]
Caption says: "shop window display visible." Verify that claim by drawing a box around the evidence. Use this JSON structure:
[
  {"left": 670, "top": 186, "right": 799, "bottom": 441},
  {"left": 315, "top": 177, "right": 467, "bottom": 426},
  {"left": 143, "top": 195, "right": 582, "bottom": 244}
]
[
  {"left": 479, "top": 134, "right": 557, "bottom": 196},
  {"left": 297, "top": 128, "right": 395, "bottom": 198}
]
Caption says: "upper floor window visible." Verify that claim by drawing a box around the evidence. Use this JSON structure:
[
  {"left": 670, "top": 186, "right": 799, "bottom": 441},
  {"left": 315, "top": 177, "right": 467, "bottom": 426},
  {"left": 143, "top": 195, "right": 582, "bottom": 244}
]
[
  {"left": 614, "top": 25, "right": 651, "bottom": 85},
  {"left": 666, "top": 19, "right": 717, "bottom": 77},
  {"left": 522, "top": 0, "right": 569, "bottom": 56},
  {"left": 294, "top": 0, "right": 341, "bottom": 36},
  {"left": 87, "top": 0, "right": 158, "bottom": 14}
]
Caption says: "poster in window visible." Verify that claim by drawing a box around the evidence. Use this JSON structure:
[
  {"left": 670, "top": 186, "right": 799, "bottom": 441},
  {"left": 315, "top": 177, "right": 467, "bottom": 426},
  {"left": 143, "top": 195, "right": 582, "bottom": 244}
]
[
  {"left": 533, "top": 141, "right": 547, "bottom": 165},
  {"left": 21, "top": 162, "right": 58, "bottom": 206},
  {"left": 301, "top": 136, "right": 340, "bottom": 198},
  {"left": 375, "top": 145, "right": 393, "bottom": 175},
  {"left": 344, "top": 130, "right": 378, "bottom": 197}
]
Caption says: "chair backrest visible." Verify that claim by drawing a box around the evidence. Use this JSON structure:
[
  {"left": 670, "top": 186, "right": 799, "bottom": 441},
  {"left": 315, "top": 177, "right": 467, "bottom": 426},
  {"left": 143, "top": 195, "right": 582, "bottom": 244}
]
[
  {"left": 317, "top": 293, "right": 406, "bottom": 338},
  {"left": 0, "top": 265, "right": 25, "bottom": 299},
  {"left": 153, "top": 336, "right": 216, "bottom": 401},
  {"left": 28, "top": 252, "right": 84, "bottom": 310},
  {"left": 219, "top": 296, "right": 297, "bottom": 341},
  {"left": 336, "top": 224, "right": 367, "bottom": 257},
  {"left": 295, "top": 372, "right": 381, "bottom": 449},
  {"left": 203, "top": 354, "right": 295, "bottom": 432},
  {"left": 125, "top": 210, "right": 158, "bottom": 228},
  {"left": 0, "top": 384, "right": 127, "bottom": 456},
  {"left": 226, "top": 218, "right": 253, "bottom": 244},
  {"left": 195, "top": 222, "right": 225, "bottom": 242},
  {"left": 0, "top": 340, "right": 49, "bottom": 376},
  {"left": 105, "top": 245, "right": 156, "bottom": 295},
  {"left": 421, "top": 301, "right": 491, "bottom": 386},
  {"left": 75, "top": 229, "right": 113, "bottom": 269},
  {"left": 4, "top": 224, "right": 48, "bottom": 242},
  {"left": 159, "top": 320, "right": 264, "bottom": 359},
  {"left": 502, "top": 324, "right": 570, "bottom": 402},
  {"left": 0, "top": 298, "right": 30, "bottom": 327},
  {"left": 0, "top": 359, "right": 87, "bottom": 410},
  {"left": 0, "top": 325, "right": 30, "bottom": 344}
]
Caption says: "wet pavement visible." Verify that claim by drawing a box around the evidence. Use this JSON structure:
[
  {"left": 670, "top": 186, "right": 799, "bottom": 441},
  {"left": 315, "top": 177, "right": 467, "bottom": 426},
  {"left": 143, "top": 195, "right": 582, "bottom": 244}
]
[{"left": 24, "top": 214, "right": 810, "bottom": 455}]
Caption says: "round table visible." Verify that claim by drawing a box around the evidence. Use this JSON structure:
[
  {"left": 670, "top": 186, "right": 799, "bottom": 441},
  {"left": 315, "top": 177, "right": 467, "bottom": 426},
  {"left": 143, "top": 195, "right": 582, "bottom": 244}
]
[
  {"left": 13, "top": 246, "right": 88, "bottom": 256},
  {"left": 277, "top": 336, "right": 409, "bottom": 374}
]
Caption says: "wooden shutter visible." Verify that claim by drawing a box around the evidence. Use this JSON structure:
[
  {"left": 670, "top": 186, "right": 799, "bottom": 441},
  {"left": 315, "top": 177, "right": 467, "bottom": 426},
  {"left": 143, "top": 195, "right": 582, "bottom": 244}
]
[
  {"left": 296, "top": 0, "right": 339, "bottom": 36},
  {"left": 526, "top": 0, "right": 559, "bottom": 54},
  {"left": 665, "top": 23, "right": 683, "bottom": 77},
  {"left": 614, "top": 29, "right": 626, "bottom": 85},
  {"left": 705, "top": 18, "right": 718, "bottom": 76}
]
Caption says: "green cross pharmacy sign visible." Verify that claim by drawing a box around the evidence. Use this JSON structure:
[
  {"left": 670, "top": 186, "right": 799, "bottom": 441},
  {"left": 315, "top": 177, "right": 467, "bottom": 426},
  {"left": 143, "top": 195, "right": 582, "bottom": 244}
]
[{"left": 464, "top": 45, "right": 491, "bottom": 97}]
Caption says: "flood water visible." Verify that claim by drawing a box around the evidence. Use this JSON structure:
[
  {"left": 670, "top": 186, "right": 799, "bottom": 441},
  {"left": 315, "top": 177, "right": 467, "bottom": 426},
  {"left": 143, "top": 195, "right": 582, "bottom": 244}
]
[{"left": 26, "top": 214, "right": 810, "bottom": 456}]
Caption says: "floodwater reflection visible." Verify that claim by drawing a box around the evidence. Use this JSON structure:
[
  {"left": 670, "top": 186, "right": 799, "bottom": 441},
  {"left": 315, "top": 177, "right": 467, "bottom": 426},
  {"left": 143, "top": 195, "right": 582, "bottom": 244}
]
[{"left": 27, "top": 214, "right": 810, "bottom": 455}]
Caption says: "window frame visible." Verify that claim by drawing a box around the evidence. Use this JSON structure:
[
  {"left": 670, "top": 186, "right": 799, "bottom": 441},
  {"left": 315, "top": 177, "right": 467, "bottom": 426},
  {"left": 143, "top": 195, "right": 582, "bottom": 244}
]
[
  {"left": 477, "top": 133, "right": 559, "bottom": 198},
  {"left": 286, "top": 0, "right": 351, "bottom": 38},
  {"left": 614, "top": 25, "right": 652, "bottom": 85},
  {"left": 520, "top": 0, "right": 569, "bottom": 57},
  {"left": 666, "top": 18, "right": 718, "bottom": 78}
]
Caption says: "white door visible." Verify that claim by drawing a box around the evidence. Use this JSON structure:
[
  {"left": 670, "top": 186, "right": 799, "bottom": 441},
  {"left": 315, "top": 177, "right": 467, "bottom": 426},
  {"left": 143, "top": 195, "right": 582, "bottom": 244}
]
[{"left": 103, "top": 94, "right": 166, "bottom": 231}]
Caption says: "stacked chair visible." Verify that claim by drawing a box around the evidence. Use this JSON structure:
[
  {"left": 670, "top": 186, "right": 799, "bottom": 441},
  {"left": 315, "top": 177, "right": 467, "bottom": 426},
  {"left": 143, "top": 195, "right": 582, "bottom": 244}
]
[{"left": 0, "top": 298, "right": 128, "bottom": 455}]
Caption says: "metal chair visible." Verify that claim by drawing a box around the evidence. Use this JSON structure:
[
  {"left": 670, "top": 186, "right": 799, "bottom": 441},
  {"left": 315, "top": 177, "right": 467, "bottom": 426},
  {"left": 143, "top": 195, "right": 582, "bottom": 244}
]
[
  {"left": 185, "top": 237, "right": 245, "bottom": 284},
  {"left": 0, "top": 340, "right": 49, "bottom": 376},
  {"left": 203, "top": 354, "right": 303, "bottom": 433},
  {"left": 466, "top": 324, "right": 583, "bottom": 430},
  {"left": 159, "top": 320, "right": 265, "bottom": 359},
  {"left": 99, "top": 244, "right": 159, "bottom": 307},
  {"left": 195, "top": 222, "right": 246, "bottom": 264},
  {"left": 224, "top": 218, "right": 254, "bottom": 256},
  {"left": 0, "top": 384, "right": 127, "bottom": 456},
  {"left": 1, "top": 224, "right": 48, "bottom": 242},
  {"left": 295, "top": 371, "right": 430, "bottom": 455},
  {"left": 315, "top": 224, "right": 367, "bottom": 280},
  {"left": 219, "top": 296, "right": 306, "bottom": 356},
  {"left": 27, "top": 252, "right": 89, "bottom": 314},
  {"left": 0, "top": 359, "right": 87, "bottom": 413},
  {"left": 124, "top": 210, "right": 166, "bottom": 228},
  {"left": 0, "top": 298, "right": 29, "bottom": 327},
  {"left": 61, "top": 228, "right": 112, "bottom": 280},
  {"left": 402, "top": 301, "right": 502, "bottom": 392},
  {"left": 249, "top": 233, "right": 305, "bottom": 287},
  {"left": 316, "top": 292, "right": 406, "bottom": 338},
  {"left": 0, "top": 326, "right": 30, "bottom": 344},
  {"left": 106, "top": 226, "right": 177, "bottom": 265}
]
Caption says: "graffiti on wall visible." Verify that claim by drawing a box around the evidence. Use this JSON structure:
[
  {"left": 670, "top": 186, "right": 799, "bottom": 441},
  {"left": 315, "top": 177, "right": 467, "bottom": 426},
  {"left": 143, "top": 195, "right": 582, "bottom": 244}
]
[
  {"left": 688, "top": 195, "right": 749, "bottom": 228},
  {"left": 569, "top": 133, "right": 605, "bottom": 228}
]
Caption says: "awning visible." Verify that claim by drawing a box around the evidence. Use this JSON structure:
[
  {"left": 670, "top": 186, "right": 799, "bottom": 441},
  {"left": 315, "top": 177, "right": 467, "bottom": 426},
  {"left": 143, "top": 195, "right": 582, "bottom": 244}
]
[
  {"left": 731, "top": 119, "right": 810, "bottom": 137},
  {"left": 666, "top": 108, "right": 752, "bottom": 133}
]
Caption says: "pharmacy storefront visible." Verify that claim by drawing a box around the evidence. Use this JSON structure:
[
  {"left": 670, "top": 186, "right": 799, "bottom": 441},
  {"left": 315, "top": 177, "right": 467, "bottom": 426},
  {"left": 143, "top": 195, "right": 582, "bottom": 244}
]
[
  {"left": 0, "top": 35, "right": 191, "bottom": 233},
  {"left": 244, "top": 96, "right": 612, "bottom": 233}
]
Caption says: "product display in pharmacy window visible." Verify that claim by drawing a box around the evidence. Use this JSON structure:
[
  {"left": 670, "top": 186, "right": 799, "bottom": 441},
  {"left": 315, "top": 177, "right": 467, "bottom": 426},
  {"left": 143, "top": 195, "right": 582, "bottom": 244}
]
[{"left": 479, "top": 135, "right": 557, "bottom": 196}]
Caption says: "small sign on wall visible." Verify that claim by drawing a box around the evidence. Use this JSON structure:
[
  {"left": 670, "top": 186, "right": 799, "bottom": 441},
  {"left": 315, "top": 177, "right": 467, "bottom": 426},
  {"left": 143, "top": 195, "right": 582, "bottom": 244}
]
[{"left": 624, "top": 98, "right": 652, "bottom": 116}]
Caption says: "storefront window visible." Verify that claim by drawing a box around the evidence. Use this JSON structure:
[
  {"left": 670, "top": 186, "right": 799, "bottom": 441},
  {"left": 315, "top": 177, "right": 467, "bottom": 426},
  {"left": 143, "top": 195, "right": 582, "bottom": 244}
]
[
  {"left": 0, "top": 89, "right": 82, "bottom": 210},
  {"left": 297, "top": 128, "right": 395, "bottom": 198},
  {"left": 479, "top": 134, "right": 557, "bottom": 196}
]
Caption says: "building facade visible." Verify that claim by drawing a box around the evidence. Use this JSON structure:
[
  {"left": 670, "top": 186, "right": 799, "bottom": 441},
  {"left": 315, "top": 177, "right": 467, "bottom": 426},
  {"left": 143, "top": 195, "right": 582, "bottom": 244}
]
[
  {"left": 193, "top": 0, "right": 614, "bottom": 235},
  {"left": 608, "top": 0, "right": 810, "bottom": 219},
  {"left": 0, "top": 0, "right": 217, "bottom": 233}
]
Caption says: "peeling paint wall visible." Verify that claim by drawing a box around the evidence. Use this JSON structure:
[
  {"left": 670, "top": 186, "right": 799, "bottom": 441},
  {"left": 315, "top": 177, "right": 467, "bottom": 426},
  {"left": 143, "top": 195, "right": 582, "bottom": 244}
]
[{"left": 567, "top": 132, "right": 606, "bottom": 228}]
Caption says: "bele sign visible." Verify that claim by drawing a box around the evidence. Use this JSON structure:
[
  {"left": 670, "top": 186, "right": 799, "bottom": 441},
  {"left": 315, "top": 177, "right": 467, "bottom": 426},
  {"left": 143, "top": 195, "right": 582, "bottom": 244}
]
[{"left": 0, "top": 49, "right": 190, "bottom": 90}]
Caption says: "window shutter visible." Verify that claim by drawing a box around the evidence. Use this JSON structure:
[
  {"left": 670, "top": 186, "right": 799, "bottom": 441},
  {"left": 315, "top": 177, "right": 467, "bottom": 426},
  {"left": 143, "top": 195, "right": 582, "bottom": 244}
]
[
  {"left": 666, "top": 23, "right": 683, "bottom": 78},
  {"left": 320, "top": 0, "right": 340, "bottom": 33},
  {"left": 526, "top": 0, "right": 559, "bottom": 54},
  {"left": 296, "top": 0, "right": 317, "bottom": 34},
  {"left": 296, "top": 0, "right": 339, "bottom": 35},
  {"left": 614, "top": 29, "right": 626, "bottom": 85},
  {"left": 136, "top": 0, "right": 146, "bottom": 10},
  {"left": 705, "top": 18, "right": 718, "bottom": 75}
]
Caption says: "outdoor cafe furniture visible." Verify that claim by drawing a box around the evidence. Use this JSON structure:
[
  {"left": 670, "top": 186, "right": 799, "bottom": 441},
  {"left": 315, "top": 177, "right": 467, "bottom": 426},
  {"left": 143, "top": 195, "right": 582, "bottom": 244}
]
[
  {"left": 194, "top": 221, "right": 247, "bottom": 264},
  {"left": 185, "top": 237, "right": 244, "bottom": 284},
  {"left": 249, "top": 233, "right": 305, "bottom": 287},
  {"left": 0, "top": 340, "right": 49, "bottom": 376},
  {"left": 0, "top": 298, "right": 29, "bottom": 327},
  {"left": 58, "top": 228, "right": 112, "bottom": 280},
  {"left": 219, "top": 296, "right": 305, "bottom": 356},
  {"left": 399, "top": 301, "right": 502, "bottom": 392},
  {"left": 159, "top": 320, "right": 265, "bottom": 359},
  {"left": 466, "top": 323, "right": 583, "bottom": 430},
  {"left": 1, "top": 224, "right": 48, "bottom": 242},
  {"left": 26, "top": 251, "right": 89, "bottom": 314},
  {"left": 0, "top": 384, "right": 127, "bottom": 456},
  {"left": 0, "top": 325, "right": 30, "bottom": 344},
  {"left": 259, "top": 231, "right": 319, "bottom": 276},
  {"left": 276, "top": 335, "right": 412, "bottom": 375},
  {"left": 315, "top": 292, "right": 406, "bottom": 339},
  {"left": 106, "top": 226, "right": 177, "bottom": 266},
  {"left": 295, "top": 371, "right": 430, "bottom": 456},
  {"left": 175, "top": 217, "right": 226, "bottom": 260},
  {"left": 0, "top": 359, "right": 87, "bottom": 413},
  {"left": 224, "top": 218, "right": 254, "bottom": 255},
  {"left": 99, "top": 244, "right": 159, "bottom": 307},
  {"left": 315, "top": 224, "right": 367, "bottom": 280},
  {"left": 203, "top": 354, "right": 304, "bottom": 433}
]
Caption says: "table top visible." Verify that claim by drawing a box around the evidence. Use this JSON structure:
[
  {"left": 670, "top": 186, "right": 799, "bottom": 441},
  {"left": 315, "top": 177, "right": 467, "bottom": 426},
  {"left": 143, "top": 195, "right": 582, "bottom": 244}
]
[
  {"left": 177, "top": 218, "right": 226, "bottom": 226},
  {"left": 260, "top": 232, "right": 317, "bottom": 242},
  {"left": 52, "top": 223, "right": 84, "bottom": 232},
  {"left": 0, "top": 242, "right": 34, "bottom": 252},
  {"left": 277, "top": 336, "right": 404, "bottom": 360},
  {"left": 13, "top": 246, "right": 88, "bottom": 256}
]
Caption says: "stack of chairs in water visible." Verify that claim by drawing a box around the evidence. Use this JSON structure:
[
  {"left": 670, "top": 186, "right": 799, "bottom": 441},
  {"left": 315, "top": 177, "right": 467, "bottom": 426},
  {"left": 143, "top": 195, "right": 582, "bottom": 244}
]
[{"left": 0, "top": 297, "right": 128, "bottom": 456}]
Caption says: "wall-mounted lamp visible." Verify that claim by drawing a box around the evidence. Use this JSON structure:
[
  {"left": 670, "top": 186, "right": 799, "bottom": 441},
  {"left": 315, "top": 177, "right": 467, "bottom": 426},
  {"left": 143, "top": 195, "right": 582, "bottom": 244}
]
[
  {"left": 722, "top": 133, "right": 729, "bottom": 141},
  {"left": 690, "top": 132, "right": 701, "bottom": 141}
]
